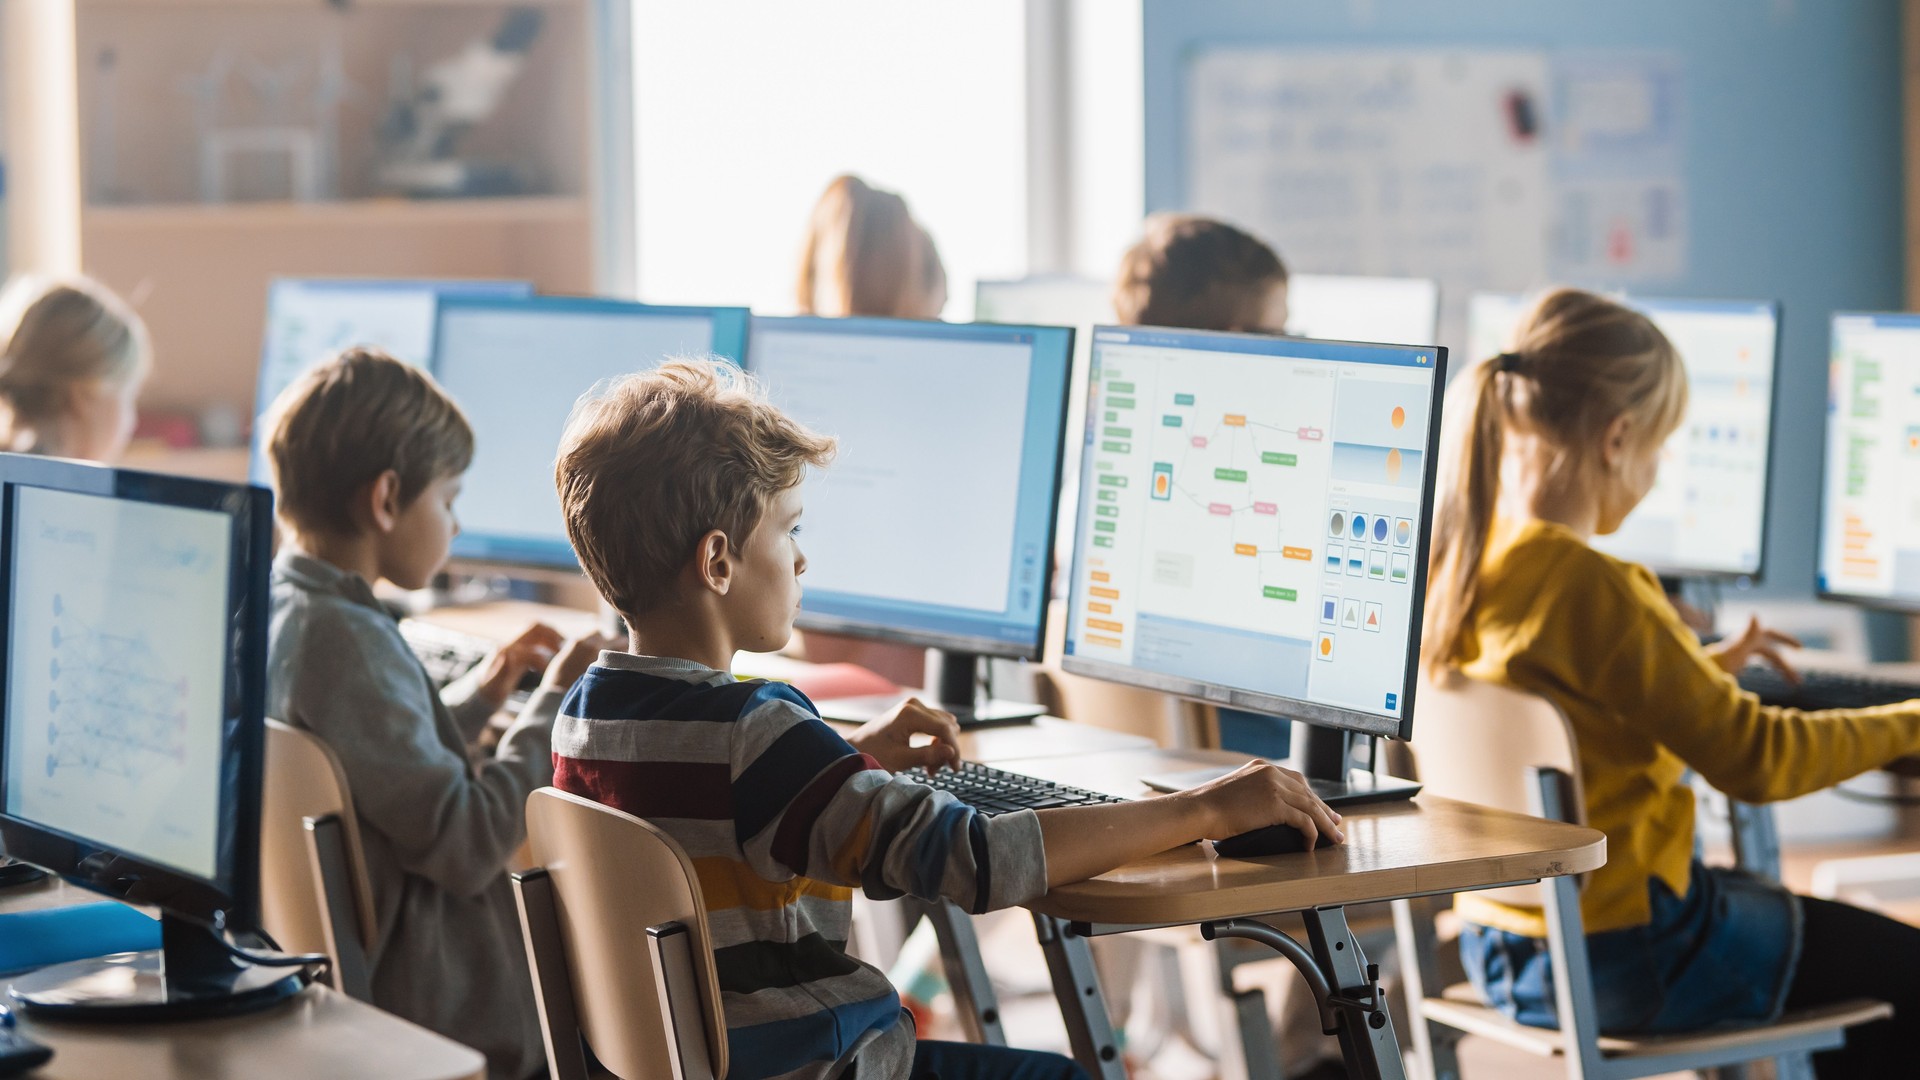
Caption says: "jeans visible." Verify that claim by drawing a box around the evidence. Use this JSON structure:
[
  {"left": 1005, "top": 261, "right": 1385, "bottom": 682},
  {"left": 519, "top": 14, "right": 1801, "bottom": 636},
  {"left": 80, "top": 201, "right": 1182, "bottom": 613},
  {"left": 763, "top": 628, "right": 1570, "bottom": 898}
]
[
  {"left": 1461, "top": 860, "right": 1800, "bottom": 1033},
  {"left": 906, "top": 1042, "right": 1090, "bottom": 1080}
]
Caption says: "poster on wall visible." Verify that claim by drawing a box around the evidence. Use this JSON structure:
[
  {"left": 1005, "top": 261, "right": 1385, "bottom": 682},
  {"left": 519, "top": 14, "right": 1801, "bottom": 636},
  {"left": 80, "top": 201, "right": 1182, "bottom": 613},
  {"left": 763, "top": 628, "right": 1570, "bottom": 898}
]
[
  {"left": 1550, "top": 51, "right": 1688, "bottom": 282},
  {"left": 1187, "top": 48, "right": 1555, "bottom": 309}
]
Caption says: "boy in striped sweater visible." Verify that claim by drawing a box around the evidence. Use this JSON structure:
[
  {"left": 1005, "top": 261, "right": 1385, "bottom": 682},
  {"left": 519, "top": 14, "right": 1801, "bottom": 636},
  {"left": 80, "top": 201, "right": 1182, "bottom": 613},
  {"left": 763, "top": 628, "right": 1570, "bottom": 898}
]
[{"left": 549, "top": 357, "right": 1342, "bottom": 1080}]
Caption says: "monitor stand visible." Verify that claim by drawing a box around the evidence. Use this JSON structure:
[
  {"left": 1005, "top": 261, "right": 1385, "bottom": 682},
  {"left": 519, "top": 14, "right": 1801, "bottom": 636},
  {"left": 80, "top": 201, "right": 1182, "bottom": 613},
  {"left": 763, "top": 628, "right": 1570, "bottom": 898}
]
[
  {"left": 9, "top": 912, "right": 305, "bottom": 1021},
  {"left": 924, "top": 648, "right": 1045, "bottom": 728},
  {"left": 1297, "top": 723, "right": 1421, "bottom": 805}
]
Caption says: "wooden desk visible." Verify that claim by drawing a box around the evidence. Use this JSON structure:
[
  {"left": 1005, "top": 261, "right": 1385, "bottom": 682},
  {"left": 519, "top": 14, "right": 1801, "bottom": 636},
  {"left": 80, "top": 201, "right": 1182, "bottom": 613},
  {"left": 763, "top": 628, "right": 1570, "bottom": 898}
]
[
  {"left": 1, "top": 881, "right": 486, "bottom": 1080},
  {"left": 995, "top": 749, "right": 1604, "bottom": 1080}
]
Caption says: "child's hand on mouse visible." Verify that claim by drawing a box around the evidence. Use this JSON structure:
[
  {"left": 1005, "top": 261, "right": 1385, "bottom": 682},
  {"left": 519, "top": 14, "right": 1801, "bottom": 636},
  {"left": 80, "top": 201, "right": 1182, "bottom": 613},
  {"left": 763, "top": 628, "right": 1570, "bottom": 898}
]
[
  {"left": 539, "top": 632, "right": 623, "bottom": 695},
  {"left": 848, "top": 697, "right": 964, "bottom": 774},
  {"left": 1179, "top": 760, "right": 1344, "bottom": 847},
  {"left": 476, "top": 622, "right": 565, "bottom": 707}
]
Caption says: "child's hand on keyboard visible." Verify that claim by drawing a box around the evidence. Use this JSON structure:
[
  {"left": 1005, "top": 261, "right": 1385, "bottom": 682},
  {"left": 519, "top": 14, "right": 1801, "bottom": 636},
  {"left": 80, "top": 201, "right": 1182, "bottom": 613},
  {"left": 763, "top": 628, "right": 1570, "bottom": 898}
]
[
  {"left": 476, "top": 623, "right": 565, "bottom": 707},
  {"left": 1708, "top": 615, "right": 1802, "bottom": 686},
  {"left": 539, "top": 632, "right": 624, "bottom": 696},
  {"left": 848, "top": 698, "right": 964, "bottom": 774}
]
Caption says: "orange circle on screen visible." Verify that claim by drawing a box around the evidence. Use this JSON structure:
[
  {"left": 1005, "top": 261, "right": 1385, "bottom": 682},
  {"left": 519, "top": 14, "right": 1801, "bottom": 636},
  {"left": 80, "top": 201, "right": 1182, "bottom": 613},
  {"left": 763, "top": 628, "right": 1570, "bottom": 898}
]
[
  {"left": 1385, "top": 447, "right": 1403, "bottom": 483},
  {"left": 1391, "top": 406, "right": 1406, "bottom": 429},
  {"left": 1319, "top": 637, "right": 1333, "bottom": 656}
]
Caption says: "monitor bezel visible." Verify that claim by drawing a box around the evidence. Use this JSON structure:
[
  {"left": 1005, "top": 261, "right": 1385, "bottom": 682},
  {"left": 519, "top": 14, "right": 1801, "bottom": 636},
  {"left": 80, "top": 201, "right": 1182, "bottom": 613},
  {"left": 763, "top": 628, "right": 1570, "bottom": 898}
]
[
  {"left": 1814, "top": 310, "right": 1920, "bottom": 612},
  {"left": 1058, "top": 325, "right": 1450, "bottom": 742},
  {"left": 1597, "top": 297, "right": 1783, "bottom": 583},
  {"left": 434, "top": 294, "right": 753, "bottom": 573},
  {"left": 749, "top": 315, "right": 1076, "bottom": 663},
  {"left": 0, "top": 456, "right": 274, "bottom": 932}
]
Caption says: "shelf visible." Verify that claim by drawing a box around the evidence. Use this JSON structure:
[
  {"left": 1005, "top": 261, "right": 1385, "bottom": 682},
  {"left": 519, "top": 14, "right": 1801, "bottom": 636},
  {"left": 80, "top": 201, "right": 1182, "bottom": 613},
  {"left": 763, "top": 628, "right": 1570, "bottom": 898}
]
[{"left": 84, "top": 195, "right": 591, "bottom": 230}]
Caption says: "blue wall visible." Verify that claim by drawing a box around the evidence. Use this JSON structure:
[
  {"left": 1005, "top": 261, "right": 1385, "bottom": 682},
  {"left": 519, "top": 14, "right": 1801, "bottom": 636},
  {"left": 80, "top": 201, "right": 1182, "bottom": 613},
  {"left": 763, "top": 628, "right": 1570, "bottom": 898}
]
[{"left": 1144, "top": 0, "right": 1905, "bottom": 599}]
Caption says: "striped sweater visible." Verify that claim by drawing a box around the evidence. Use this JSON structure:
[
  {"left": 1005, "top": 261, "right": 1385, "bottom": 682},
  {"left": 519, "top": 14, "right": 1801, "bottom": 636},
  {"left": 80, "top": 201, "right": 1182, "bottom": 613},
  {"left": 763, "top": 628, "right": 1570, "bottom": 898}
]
[{"left": 552, "top": 653, "right": 1048, "bottom": 1080}]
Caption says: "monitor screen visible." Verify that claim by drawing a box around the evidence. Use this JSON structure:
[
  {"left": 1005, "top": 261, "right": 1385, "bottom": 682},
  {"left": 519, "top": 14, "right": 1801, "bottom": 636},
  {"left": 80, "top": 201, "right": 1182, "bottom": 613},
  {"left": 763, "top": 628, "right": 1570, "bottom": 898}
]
[
  {"left": 975, "top": 276, "right": 1114, "bottom": 584},
  {"left": 250, "top": 278, "right": 533, "bottom": 483},
  {"left": 3, "top": 487, "right": 232, "bottom": 879},
  {"left": 1061, "top": 327, "right": 1446, "bottom": 740},
  {"left": 747, "top": 317, "right": 1073, "bottom": 659},
  {"left": 1286, "top": 274, "right": 1441, "bottom": 346},
  {"left": 434, "top": 297, "right": 750, "bottom": 569},
  {"left": 0, "top": 457, "right": 273, "bottom": 930},
  {"left": 1819, "top": 312, "right": 1920, "bottom": 607},
  {"left": 1469, "top": 292, "right": 1779, "bottom": 578}
]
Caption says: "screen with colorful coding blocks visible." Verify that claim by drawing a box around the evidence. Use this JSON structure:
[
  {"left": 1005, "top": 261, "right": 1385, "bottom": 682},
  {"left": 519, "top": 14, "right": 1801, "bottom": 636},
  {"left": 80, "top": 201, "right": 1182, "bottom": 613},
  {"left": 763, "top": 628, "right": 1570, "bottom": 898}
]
[
  {"left": 1819, "top": 313, "right": 1920, "bottom": 607},
  {"left": 1061, "top": 327, "right": 1444, "bottom": 738}
]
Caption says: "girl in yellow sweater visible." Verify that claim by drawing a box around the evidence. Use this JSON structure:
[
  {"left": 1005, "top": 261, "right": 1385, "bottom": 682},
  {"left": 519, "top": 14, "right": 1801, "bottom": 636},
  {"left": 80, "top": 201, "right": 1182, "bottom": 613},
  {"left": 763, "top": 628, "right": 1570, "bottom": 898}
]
[{"left": 1425, "top": 288, "right": 1920, "bottom": 1077}]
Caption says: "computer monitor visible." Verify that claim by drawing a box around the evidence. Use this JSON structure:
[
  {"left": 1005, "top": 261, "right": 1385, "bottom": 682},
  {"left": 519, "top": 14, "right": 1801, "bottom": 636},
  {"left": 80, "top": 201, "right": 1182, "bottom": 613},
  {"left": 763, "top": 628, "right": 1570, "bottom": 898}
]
[
  {"left": 0, "top": 454, "right": 298, "bottom": 1017},
  {"left": 1060, "top": 327, "right": 1447, "bottom": 745},
  {"left": 250, "top": 277, "right": 533, "bottom": 483},
  {"left": 745, "top": 316, "right": 1074, "bottom": 714},
  {"left": 975, "top": 276, "right": 1114, "bottom": 580},
  {"left": 1286, "top": 273, "right": 1441, "bottom": 347},
  {"left": 432, "top": 296, "right": 750, "bottom": 570},
  {"left": 1469, "top": 292, "right": 1780, "bottom": 579},
  {"left": 1818, "top": 312, "right": 1920, "bottom": 608}
]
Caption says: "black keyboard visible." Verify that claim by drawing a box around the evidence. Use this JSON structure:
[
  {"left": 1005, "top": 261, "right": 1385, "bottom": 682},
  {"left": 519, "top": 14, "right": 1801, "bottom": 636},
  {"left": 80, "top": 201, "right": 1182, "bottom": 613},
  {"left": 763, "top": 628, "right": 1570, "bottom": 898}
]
[
  {"left": 1738, "top": 666, "right": 1920, "bottom": 711},
  {"left": 902, "top": 762, "right": 1128, "bottom": 816},
  {"left": 399, "top": 619, "right": 541, "bottom": 699}
]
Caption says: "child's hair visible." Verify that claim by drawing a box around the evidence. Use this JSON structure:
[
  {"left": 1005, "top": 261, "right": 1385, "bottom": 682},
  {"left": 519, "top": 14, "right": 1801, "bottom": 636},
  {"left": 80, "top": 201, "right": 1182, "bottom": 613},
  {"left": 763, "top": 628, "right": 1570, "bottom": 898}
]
[
  {"left": 265, "top": 347, "right": 475, "bottom": 537},
  {"left": 1112, "top": 213, "right": 1288, "bottom": 331},
  {"left": 555, "top": 357, "right": 836, "bottom": 620},
  {"left": 0, "top": 275, "right": 150, "bottom": 432},
  {"left": 1422, "top": 288, "right": 1686, "bottom": 674},
  {"left": 796, "top": 174, "right": 943, "bottom": 318}
]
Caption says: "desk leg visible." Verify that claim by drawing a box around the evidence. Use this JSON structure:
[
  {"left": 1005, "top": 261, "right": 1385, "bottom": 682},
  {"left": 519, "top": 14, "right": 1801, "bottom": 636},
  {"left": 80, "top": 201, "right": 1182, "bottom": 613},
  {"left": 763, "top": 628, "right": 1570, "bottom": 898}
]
[
  {"left": 1034, "top": 914, "right": 1127, "bottom": 1080},
  {"left": 911, "top": 899, "right": 1007, "bottom": 1046},
  {"left": 1301, "top": 908, "right": 1406, "bottom": 1080}
]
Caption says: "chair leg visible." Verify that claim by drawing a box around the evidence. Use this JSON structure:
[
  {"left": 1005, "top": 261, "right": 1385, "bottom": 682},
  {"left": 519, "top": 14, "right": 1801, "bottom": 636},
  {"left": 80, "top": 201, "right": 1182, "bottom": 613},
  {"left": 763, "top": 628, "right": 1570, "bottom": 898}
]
[{"left": 1391, "top": 897, "right": 1462, "bottom": 1080}]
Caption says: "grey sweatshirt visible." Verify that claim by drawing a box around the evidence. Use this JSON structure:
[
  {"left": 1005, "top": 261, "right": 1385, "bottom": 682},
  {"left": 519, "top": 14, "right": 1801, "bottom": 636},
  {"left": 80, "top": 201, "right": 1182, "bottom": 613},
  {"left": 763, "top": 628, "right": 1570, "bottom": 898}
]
[{"left": 266, "top": 552, "right": 561, "bottom": 1080}]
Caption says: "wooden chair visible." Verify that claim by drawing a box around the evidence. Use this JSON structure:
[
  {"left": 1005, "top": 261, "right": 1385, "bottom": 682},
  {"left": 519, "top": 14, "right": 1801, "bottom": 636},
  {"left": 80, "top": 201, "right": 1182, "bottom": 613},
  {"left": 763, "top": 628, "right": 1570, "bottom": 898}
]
[
  {"left": 1392, "top": 672, "right": 1889, "bottom": 1080},
  {"left": 259, "top": 719, "right": 378, "bottom": 1001},
  {"left": 513, "top": 787, "right": 728, "bottom": 1080}
]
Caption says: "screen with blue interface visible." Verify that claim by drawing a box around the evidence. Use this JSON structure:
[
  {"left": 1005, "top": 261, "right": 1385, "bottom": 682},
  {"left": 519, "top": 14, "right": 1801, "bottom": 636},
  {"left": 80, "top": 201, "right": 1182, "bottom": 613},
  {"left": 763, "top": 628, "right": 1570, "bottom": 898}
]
[
  {"left": 1061, "top": 328, "right": 1444, "bottom": 738},
  {"left": 1285, "top": 273, "right": 1440, "bottom": 347},
  {"left": 1469, "top": 293, "right": 1778, "bottom": 578},
  {"left": 250, "top": 278, "right": 532, "bottom": 482},
  {"left": 2, "top": 487, "right": 232, "bottom": 879},
  {"left": 434, "top": 297, "right": 750, "bottom": 569},
  {"left": 747, "top": 317, "right": 1073, "bottom": 658},
  {"left": 1818, "top": 313, "right": 1920, "bottom": 606}
]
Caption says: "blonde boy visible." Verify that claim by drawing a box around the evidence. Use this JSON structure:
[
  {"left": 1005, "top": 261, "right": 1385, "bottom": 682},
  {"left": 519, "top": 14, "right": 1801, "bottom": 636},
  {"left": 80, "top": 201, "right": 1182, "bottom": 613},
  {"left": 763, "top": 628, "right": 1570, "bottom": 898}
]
[
  {"left": 551, "top": 357, "right": 1341, "bottom": 1080},
  {"left": 266, "top": 348, "right": 610, "bottom": 1080}
]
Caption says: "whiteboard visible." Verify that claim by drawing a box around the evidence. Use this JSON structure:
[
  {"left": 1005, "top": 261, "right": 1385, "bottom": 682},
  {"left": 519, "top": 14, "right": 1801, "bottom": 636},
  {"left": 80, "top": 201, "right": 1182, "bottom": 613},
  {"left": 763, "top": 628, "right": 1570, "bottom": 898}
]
[{"left": 1187, "top": 48, "right": 1554, "bottom": 348}]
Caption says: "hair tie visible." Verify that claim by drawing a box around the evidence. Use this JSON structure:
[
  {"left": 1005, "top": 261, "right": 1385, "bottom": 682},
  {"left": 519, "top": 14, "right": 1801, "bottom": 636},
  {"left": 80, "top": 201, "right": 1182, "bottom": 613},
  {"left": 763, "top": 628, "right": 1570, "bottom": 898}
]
[{"left": 1495, "top": 352, "right": 1524, "bottom": 374}]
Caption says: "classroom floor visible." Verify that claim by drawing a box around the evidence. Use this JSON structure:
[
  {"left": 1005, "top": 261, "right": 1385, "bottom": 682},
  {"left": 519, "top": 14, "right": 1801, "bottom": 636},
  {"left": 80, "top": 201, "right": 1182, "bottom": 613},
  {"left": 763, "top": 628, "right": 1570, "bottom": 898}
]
[{"left": 907, "top": 837, "right": 1920, "bottom": 1080}]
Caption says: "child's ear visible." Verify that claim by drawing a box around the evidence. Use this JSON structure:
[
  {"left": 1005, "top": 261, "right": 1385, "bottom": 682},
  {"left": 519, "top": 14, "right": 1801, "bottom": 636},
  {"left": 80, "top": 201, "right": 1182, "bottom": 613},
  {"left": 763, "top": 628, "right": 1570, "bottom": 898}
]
[
  {"left": 364, "top": 470, "right": 405, "bottom": 534},
  {"left": 695, "top": 529, "right": 734, "bottom": 596}
]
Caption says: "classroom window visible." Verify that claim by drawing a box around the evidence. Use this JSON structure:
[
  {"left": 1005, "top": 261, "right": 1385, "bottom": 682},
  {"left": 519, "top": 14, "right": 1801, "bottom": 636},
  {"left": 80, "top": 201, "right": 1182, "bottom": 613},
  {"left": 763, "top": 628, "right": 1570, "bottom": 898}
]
[{"left": 630, "top": 0, "right": 1030, "bottom": 319}]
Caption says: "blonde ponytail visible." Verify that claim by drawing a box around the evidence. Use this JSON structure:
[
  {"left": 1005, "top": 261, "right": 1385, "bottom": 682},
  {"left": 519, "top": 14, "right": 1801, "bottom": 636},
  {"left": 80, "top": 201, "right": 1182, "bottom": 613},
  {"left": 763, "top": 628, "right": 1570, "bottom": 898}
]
[{"left": 1422, "top": 288, "right": 1685, "bottom": 675}]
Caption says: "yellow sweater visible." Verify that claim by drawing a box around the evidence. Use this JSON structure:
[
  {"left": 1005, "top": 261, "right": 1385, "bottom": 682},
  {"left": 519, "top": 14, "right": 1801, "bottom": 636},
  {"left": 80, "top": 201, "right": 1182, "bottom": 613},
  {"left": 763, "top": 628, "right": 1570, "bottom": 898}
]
[{"left": 1453, "top": 518, "right": 1920, "bottom": 938}]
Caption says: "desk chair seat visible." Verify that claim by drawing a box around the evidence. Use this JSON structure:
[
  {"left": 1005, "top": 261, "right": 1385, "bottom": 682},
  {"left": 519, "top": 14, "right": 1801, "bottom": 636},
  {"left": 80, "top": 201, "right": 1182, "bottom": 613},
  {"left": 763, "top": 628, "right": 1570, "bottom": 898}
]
[
  {"left": 513, "top": 787, "right": 728, "bottom": 1080},
  {"left": 1394, "top": 672, "right": 1889, "bottom": 1080},
  {"left": 260, "top": 718, "right": 378, "bottom": 1001}
]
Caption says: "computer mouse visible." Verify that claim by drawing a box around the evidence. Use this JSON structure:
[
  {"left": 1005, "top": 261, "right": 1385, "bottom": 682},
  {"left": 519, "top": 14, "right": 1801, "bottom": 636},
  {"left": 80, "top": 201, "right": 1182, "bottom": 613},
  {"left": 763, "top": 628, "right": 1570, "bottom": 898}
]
[{"left": 1211, "top": 823, "right": 1336, "bottom": 858}]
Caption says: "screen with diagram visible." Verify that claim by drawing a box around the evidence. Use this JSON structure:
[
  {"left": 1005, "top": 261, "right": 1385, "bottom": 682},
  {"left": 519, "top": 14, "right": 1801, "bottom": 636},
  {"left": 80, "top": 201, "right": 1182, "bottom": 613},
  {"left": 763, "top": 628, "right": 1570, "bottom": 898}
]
[
  {"left": 1062, "top": 328, "right": 1441, "bottom": 732},
  {"left": 2, "top": 487, "right": 233, "bottom": 880},
  {"left": 250, "top": 278, "right": 531, "bottom": 482},
  {"left": 1468, "top": 293, "right": 1777, "bottom": 578},
  {"left": 748, "top": 317, "right": 1072, "bottom": 655},
  {"left": 1819, "top": 313, "right": 1920, "bottom": 605}
]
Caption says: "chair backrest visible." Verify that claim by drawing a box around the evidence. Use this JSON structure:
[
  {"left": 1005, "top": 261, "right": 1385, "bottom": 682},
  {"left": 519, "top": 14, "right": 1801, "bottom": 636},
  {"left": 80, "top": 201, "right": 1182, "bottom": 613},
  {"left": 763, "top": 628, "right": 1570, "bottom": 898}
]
[
  {"left": 260, "top": 720, "right": 377, "bottom": 987},
  {"left": 524, "top": 787, "right": 729, "bottom": 1080},
  {"left": 1412, "top": 669, "right": 1586, "bottom": 905}
]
